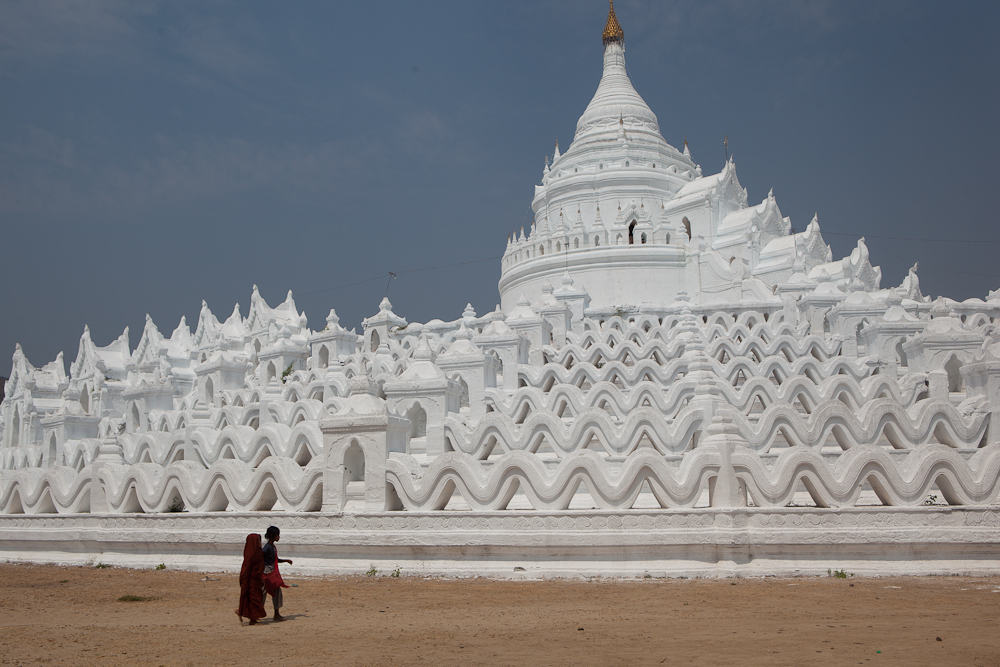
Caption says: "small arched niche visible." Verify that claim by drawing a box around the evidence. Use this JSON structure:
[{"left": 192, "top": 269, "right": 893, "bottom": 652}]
[
  {"left": 47, "top": 433, "right": 57, "bottom": 467},
  {"left": 406, "top": 403, "right": 427, "bottom": 439},
  {"left": 945, "top": 355, "right": 964, "bottom": 392},
  {"left": 11, "top": 407, "right": 20, "bottom": 448},
  {"left": 130, "top": 403, "right": 141, "bottom": 432},
  {"left": 344, "top": 440, "right": 365, "bottom": 483}
]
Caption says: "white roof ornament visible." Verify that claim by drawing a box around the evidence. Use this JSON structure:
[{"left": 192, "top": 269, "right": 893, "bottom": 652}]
[{"left": 807, "top": 213, "right": 821, "bottom": 234}]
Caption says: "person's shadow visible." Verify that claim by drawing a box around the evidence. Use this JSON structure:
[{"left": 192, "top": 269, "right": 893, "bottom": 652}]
[{"left": 269, "top": 613, "right": 306, "bottom": 623}]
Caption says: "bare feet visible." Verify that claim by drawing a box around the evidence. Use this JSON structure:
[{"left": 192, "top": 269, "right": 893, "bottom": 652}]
[
  {"left": 249, "top": 619, "right": 258, "bottom": 625},
  {"left": 273, "top": 613, "right": 284, "bottom": 622}
]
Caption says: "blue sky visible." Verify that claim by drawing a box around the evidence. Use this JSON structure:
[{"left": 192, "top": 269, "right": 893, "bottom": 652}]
[{"left": 1, "top": 0, "right": 998, "bottom": 377}]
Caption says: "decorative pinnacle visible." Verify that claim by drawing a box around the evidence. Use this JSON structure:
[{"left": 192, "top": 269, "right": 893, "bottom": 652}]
[{"left": 602, "top": 0, "right": 624, "bottom": 46}]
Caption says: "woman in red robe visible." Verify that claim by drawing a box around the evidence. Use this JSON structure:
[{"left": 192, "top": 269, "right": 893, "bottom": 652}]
[{"left": 236, "top": 533, "right": 266, "bottom": 625}]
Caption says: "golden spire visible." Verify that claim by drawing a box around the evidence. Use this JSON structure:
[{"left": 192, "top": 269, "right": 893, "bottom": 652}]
[{"left": 602, "top": 0, "right": 624, "bottom": 46}]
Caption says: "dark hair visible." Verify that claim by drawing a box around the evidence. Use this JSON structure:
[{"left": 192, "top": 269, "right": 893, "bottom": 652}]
[{"left": 265, "top": 526, "right": 280, "bottom": 540}]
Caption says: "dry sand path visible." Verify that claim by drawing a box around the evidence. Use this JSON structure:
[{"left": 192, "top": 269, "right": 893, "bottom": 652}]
[{"left": 1, "top": 563, "right": 997, "bottom": 666}]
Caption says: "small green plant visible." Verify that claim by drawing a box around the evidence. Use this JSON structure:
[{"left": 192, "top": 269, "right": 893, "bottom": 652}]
[
  {"left": 58, "top": 579, "right": 68, "bottom": 583},
  {"left": 642, "top": 572, "right": 653, "bottom": 579},
  {"left": 831, "top": 568, "right": 854, "bottom": 579},
  {"left": 923, "top": 494, "right": 939, "bottom": 505},
  {"left": 95, "top": 563, "right": 108, "bottom": 569},
  {"left": 365, "top": 564, "right": 379, "bottom": 577},
  {"left": 390, "top": 566, "right": 401, "bottom": 578},
  {"left": 155, "top": 563, "right": 166, "bottom": 570},
  {"left": 117, "top": 594, "right": 160, "bottom": 602},
  {"left": 281, "top": 362, "right": 295, "bottom": 383}
]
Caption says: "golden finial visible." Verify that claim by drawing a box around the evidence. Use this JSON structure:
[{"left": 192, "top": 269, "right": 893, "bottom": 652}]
[{"left": 602, "top": 0, "right": 624, "bottom": 46}]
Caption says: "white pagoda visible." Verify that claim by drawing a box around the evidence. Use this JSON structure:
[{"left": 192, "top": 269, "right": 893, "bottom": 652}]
[
  {"left": 1, "top": 2, "right": 998, "bottom": 578},
  {"left": 500, "top": 4, "right": 878, "bottom": 316}
]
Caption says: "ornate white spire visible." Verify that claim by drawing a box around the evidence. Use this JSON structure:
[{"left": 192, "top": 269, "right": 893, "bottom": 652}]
[{"left": 573, "top": 2, "right": 660, "bottom": 144}]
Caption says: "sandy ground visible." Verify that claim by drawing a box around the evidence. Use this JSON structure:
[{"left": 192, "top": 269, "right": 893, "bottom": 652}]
[{"left": 1, "top": 563, "right": 998, "bottom": 667}]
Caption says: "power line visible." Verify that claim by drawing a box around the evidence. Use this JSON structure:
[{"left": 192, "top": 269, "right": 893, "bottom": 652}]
[
  {"left": 296, "top": 275, "right": 386, "bottom": 298},
  {"left": 820, "top": 230, "right": 1000, "bottom": 244},
  {"left": 295, "top": 254, "right": 503, "bottom": 299},
  {"left": 772, "top": 192, "right": 997, "bottom": 245},
  {"left": 865, "top": 239, "right": 1000, "bottom": 281},
  {"left": 396, "top": 255, "right": 502, "bottom": 275}
]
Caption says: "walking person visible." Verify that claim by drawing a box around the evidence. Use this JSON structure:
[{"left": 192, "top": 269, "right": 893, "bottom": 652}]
[
  {"left": 262, "top": 526, "right": 292, "bottom": 621},
  {"left": 236, "top": 533, "right": 266, "bottom": 625}
]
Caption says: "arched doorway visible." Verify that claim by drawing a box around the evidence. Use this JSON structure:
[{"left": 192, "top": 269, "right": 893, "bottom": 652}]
[
  {"left": 895, "top": 339, "right": 908, "bottom": 369},
  {"left": 318, "top": 346, "right": 329, "bottom": 369},
  {"left": 406, "top": 403, "right": 427, "bottom": 439},
  {"left": 344, "top": 441, "right": 365, "bottom": 482},
  {"left": 628, "top": 220, "right": 636, "bottom": 245},
  {"left": 370, "top": 330, "right": 380, "bottom": 353},
  {"left": 458, "top": 377, "right": 470, "bottom": 409},
  {"left": 944, "top": 356, "right": 964, "bottom": 392},
  {"left": 11, "top": 407, "right": 20, "bottom": 448}
]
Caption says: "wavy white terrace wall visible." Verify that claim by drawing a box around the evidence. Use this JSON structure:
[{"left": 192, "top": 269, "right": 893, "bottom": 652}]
[{"left": 4, "top": 309, "right": 1000, "bottom": 518}]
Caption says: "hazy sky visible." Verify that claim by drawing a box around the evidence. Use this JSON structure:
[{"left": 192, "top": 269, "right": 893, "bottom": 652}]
[{"left": 1, "top": 0, "right": 998, "bottom": 377}]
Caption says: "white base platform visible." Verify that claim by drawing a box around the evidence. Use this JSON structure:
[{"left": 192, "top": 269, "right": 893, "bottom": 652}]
[{"left": 2, "top": 507, "right": 998, "bottom": 579}]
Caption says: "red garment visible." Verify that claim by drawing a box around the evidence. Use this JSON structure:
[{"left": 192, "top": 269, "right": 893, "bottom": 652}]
[
  {"left": 262, "top": 543, "right": 289, "bottom": 595},
  {"left": 237, "top": 534, "right": 266, "bottom": 622}
]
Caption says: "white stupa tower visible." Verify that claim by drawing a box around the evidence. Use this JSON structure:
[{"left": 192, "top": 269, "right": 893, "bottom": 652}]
[{"left": 499, "top": 1, "right": 865, "bottom": 316}]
